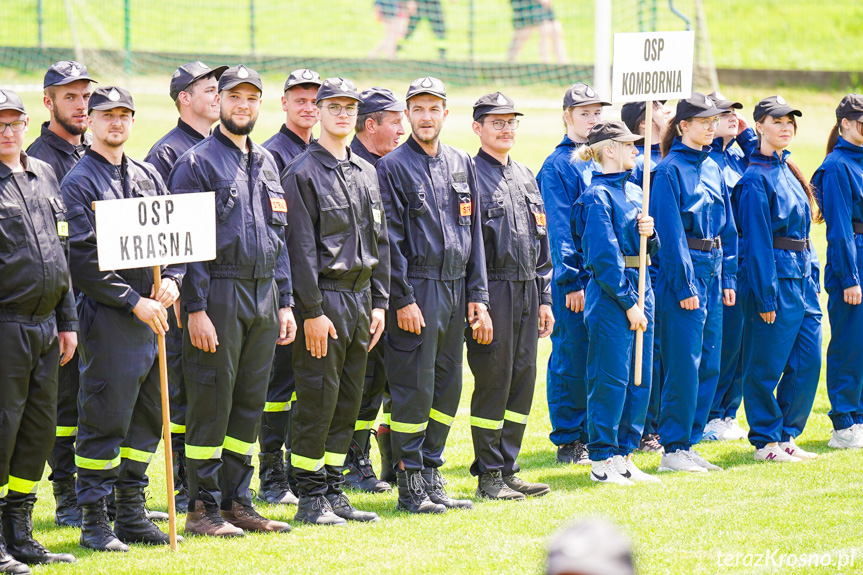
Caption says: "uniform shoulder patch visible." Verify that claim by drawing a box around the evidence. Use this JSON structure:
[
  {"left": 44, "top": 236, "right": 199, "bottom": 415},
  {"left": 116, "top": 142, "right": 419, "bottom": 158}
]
[
  {"left": 270, "top": 197, "right": 287, "bottom": 212},
  {"left": 452, "top": 171, "right": 467, "bottom": 183}
]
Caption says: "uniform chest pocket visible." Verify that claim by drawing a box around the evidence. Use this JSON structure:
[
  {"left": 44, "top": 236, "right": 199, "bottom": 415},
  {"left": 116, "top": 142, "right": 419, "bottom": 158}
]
[
  {"left": 134, "top": 179, "right": 156, "bottom": 197},
  {"left": 215, "top": 185, "right": 239, "bottom": 223},
  {"left": 408, "top": 184, "right": 428, "bottom": 218},
  {"left": 0, "top": 203, "right": 26, "bottom": 252},
  {"left": 453, "top": 182, "right": 472, "bottom": 226},
  {"left": 263, "top": 181, "right": 287, "bottom": 227},
  {"left": 319, "top": 190, "right": 351, "bottom": 238},
  {"left": 48, "top": 196, "right": 69, "bottom": 243}
]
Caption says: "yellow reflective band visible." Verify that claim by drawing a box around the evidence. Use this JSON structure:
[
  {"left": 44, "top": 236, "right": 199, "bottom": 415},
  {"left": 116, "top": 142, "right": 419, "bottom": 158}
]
[
  {"left": 354, "top": 419, "right": 374, "bottom": 431},
  {"left": 75, "top": 453, "right": 121, "bottom": 470},
  {"left": 8, "top": 475, "right": 38, "bottom": 494},
  {"left": 504, "top": 410, "right": 530, "bottom": 425},
  {"left": 470, "top": 416, "right": 504, "bottom": 430},
  {"left": 429, "top": 409, "right": 455, "bottom": 427},
  {"left": 324, "top": 452, "right": 346, "bottom": 467},
  {"left": 290, "top": 392, "right": 297, "bottom": 403},
  {"left": 223, "top": 436, "right": 255, "bottom": 456},
  {"left": 390, "top": 420, "right": 427, "bottom": 434},
  {"left": 291, "top": 452, "right": 324, "bottom": 472},
  {"left": 264, "top": 401, "right": 291, "bottom": 412},
  {"left": 169, "top": 423, "right": 186, "bottom": 434},
  {"left": 120, "top": 447, "right": 154, "bottom": 464},
  {"left": 56, "top": 426, "right": 78, "bottom": 437},
  {"left": 0, "top": 484, "right": 7, "bottom": 498},
  {"left": 57, "top": 221, "right": 68, "bottom": 237},
  {"left": 382, "top": 412, "right": 392, "bottom": 426},
  {"left": 185, "top": 444, "right": 223, "bottom": 460}
]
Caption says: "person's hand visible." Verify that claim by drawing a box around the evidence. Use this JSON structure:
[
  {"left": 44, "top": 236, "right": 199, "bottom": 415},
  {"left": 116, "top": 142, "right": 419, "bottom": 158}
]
[
  {"left": 133, "top": 298, "right": 169, "bottom": 335},
  {"left": 538, "top": 304, "right": 554, "bottom": 338},
  {"left": 723, "top": 289, "right": 736, "bottom": 307},
  {"left": 472, "top": 309, "right": 493, "bottom": 345},
  {"left": 305, "top": 315, "right": 337, "bottom": 359},
  {"left": 277, "top": 307, "right": 297, "bottom": 345},
  {"left": 844, "top": 285, "right": 862, "bottom": 305},
  {"left": 680, "top": 295, "right": 699, "bottom": 310},
  {"left": 566, "top": 290, "right": 585, "bottom": 313},
  {"left": 369, "top": 308, "right": 386, "bottom": 351},
  {"left": 736, "top": 111, "right": 749, "bottom": 135},
  {"left": 150, "top": 278, "right": 179, "bottom": 308},
  {"left": 626, "top": 304, "right": 648, "bottom": 331},
  {"left": 397, "top": 302, "right": 425, "bottom": 335},
  {"left": 58, "top": 331, "right": 78, "bottom": 366},
  {"left": 760, "top": 311, "right": 776, "bottom": 324},
  {"left": 637, "top": 213, "right": 654, "bottom": 237},
  {"left": 187, "top": 310, "right": 218, "bottom": 351},
  {"left": 467, "top": 302, "right": 488, "bottom": 331}
]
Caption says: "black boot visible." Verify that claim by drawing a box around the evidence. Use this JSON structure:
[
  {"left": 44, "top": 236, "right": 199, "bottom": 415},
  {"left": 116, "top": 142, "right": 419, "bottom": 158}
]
[
  {"left": 395, "top": 471, "right": 445, "bottom": 514},
  {"left": 2, "top": 498, "right": 75, "bottom": 564},
  {"left": 114, "top": 487, "right": 179, "bottom": 546},
  {"left": 375, "top": 425, "right": 396, "bottom": 483},
  {"left": 344, "top": 437, "right": 391, "bottom": 493},
  {"left": 0, "top": 525, "right": 29, "bottom": 575},
  {"left": 51, "top": 477, "right": 82, "bottom": 527},
  {"left": 80, "top": 498, "right": 128, "bottom": 552},
  {"left": 172, "top": 449, "right": 189, "bottom": 513},
  {"left": 476, "top": 471, "right": 525, "bottom": 501},
  {"left": 256, "top": 452, "right": 298, "bottom": 505},
  {"left": 325, "top": 492, "right": 379, "bottom": 522},
  {"left": 422, "top": 468, "right": 473, "bottom": 510},
  {"left": 293, "top": 496, "right": 347, "bottom": 526}
]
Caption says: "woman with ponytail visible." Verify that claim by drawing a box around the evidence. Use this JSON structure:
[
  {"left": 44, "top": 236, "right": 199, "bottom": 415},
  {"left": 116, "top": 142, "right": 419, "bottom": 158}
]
[
  {"left": 811, "top": 94, "right": 863, "bottom": 450},
  {"left": 736, "top": 95, "right": 823, "bottom": 463}
]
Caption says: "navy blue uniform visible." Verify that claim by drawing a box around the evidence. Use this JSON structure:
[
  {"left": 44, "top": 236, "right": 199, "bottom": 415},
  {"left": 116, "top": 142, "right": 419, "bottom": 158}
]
[
  {"left": 263, "top": 124, "right": 310, "bottom": 175},
  {"left": 630, "top": 143, "right": 660, "bottom": 189}
]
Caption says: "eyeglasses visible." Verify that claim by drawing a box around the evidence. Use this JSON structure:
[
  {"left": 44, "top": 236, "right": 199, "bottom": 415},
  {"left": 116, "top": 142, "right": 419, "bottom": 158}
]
[
  {"left": 484, "top": 119, "right": 519, "bottom": 130},
  {"left": 692, "top": 117, "right": 720, "bottom": 129},
  {"left": 0, "top": 121, "right": 26, "bottom": 134},
  {"left": 323, "top": 103, "right": 358, "bottom": 116}
]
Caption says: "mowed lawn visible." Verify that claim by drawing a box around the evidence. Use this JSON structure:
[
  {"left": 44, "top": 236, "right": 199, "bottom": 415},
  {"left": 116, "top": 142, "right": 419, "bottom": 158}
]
[{"left": 6, "top": 80, "right": 863, "bottom": 574}]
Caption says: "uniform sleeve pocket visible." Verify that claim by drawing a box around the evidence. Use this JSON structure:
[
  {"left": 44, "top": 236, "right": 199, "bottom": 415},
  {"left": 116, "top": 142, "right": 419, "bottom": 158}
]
[
  {"left": 266, "top": 188, "right": 288, "bottom": 227},
  {"left": 453, "top": 182, "right": 472, "bottom": 226}
]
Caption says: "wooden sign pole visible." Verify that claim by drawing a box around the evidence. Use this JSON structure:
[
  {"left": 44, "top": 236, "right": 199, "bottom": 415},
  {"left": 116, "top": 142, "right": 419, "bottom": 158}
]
[{"left": 633, "top": 100, "right": 653, "bottom": 387}]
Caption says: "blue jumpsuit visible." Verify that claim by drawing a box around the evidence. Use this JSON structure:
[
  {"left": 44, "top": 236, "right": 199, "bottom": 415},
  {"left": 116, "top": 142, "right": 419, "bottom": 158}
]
[
  {"left": 812, "top": 137, "right": 863, "bottom": 431},
  {"left": 736, "top": 150, "right": 822, "bottom": 448},
  {"left": 573, "top": 172, "right": 660, "bottom": 460},
  {"left": 650, "top": 139, "right": 737, "bottom": 453},
  {"left": 536, "top": 135, "right": 595, "bottom": 447}
]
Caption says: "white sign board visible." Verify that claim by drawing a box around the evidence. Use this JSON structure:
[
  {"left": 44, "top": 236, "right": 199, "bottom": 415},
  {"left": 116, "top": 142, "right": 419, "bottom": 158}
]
[
  {"left": 612, "top": 31, "right": 695, "bottom": 103},
  {"left": 94, "top": 192, "right": 216, "bottom": 271}
]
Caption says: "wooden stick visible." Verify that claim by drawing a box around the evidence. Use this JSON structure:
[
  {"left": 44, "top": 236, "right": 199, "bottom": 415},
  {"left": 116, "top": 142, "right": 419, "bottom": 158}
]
[{"left": 633, "top": 101, "right": 653, "bottom": 387}]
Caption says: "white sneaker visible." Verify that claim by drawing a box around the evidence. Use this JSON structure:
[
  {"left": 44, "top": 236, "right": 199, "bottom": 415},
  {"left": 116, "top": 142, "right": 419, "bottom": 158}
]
[
  {"left": 780, "top": 437, "right": 818, "bottom": 460},
  {"left": 657, "top": 449, "right": 707, "bottom": 473},
  {"left": 723, "top": 417, "right": 748, "bottom": 440},
  {"left": 687, "top": 449, "right": 722, "bottom": 471},
  {"left": 852, "top": 423, "right": 863, "bottom": 442},
  {"left": 827, "top": 427, "right": 863, "bottom": 449},
  {"left": 702, "top": 418, "right": 728, "bottom": 442},
  {"left": 590, "top": 458, "right": 634, "bottom": 486},
  {"left": 754, "top": 444, "right": 801, "bottom": 462},
  {"left": 612, "top": 455, "right": 661, "bottom": 484}
]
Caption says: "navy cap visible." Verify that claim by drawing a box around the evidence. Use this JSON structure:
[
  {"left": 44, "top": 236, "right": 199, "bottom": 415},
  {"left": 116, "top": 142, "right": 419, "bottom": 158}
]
[
  {"left": 753, "top": 95, "right": 802, "bottom": 122},
  {"left": 0, "top": 89, "right": 26, "bottom": 114},
  {"left": 835, "top": 94, "right": 863, "bottom": 122},
  {"left": 546, "top": 519, "right": 635, "bottom": 575},
  {"left": 358, "top": 87, "right": 405, "bottom": 115},
  {"left": 673, "top": 92, "right": 724, "bottom": 123},
  {"left": 43, "top": 61, "right": 95, "bottom": 89},
  {"left": 472, "top": 92, "right": 522, "bottom": 121},
  {"left": 406, "top": 76, "right": 446, "bottom": 101},
  {"left": 219, "top": 65, "right": 263, "bottom": 93},
  {"left": 170, "top": 61, "right": 228, "bottom": 101},
  {"left": 316, "top": 77, "right": 360, "bottom": 102},
  {"left": 88, "top": 86, "right": 135, "bottom": 114},
  {"left": 620, "top": 100, "right": 667, "bottom": 135},
  {"left": 284, "top": 69, "right": 323, "bottom": 92},
  {"left": 563, "top": 83, "right": 611, "bottom": 109},
  {"left": 708, "top": 91, "right": 742, "bottom": 111},
  {"left": 587, "top": 121, "right": 642, "bottom": 146}
]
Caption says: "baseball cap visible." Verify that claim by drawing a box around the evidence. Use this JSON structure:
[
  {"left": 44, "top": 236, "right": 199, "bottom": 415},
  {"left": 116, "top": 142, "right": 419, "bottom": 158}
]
[
  {"left": 587, "top": 121, "right": 642, "bottom": 146},
  {"left": 673, "top": 92, "right": 724, "bottom": 122},
  {"left": 88, "top": 86, "right": 135, "bottom": 114},
  {"left": 406, "top": 77, "right": 446, "bottom": 101},
  {"left": 0, "top": 89, "right": 26, "bottom": 114},
  {"left": 219, "top": 65, "right": 263, "bottom": 93},
  {"left": 620, "top": 100, "right": 667, "bottom": 134},
  {"left": 708, "top": 91, "right": 743, "bottom": 111},
  {"left": 753, "top": 95, "right": 802, "bottom": 122},
  {"left": 170, "top": 61, "right": 228, "bottom": 100},
  {"left": 835, "top": 94, "right": 863, "bottom": 122},
  {"left": 472, "top": 92, "right": 522, "bottom": 121},
  {"left": 284, "top": 69, "right": 323, "bottom": 92},
  {"left": 358, "top": 87, "right": 406, "bottom": 115},
  {"left": 563, "top": 83, "right": 611, "bottom": 109},
  {"left": 546, "top": 519, "right": 635, "bottom": 575},
  {"left": 43, "top": 61, "right": 95, "bottom": 89},
  {"left": 316, "top": 77, "right": 360, "bottom": 102}
]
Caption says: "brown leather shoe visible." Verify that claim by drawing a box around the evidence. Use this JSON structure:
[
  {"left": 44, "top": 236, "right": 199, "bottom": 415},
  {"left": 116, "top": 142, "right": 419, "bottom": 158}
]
[
  {"left": 184, "top": 501, "right": 244, "bottom": 538},
  {"left": 220, "top": 501, "right": 291, "bottom": 533}
]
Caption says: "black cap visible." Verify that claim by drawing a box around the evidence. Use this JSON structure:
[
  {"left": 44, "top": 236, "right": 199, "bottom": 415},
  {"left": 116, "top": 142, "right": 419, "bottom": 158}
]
[
  {"left": 43, "top": 60, "right": 96, "bottom": 89},
  {"left": 708, "top": 91, "right": 742, "bottom": 111},
  {"left": 836, "top": 94, "right": 863, "bottom": 122},
  {"left": 753, "top": 95, "right": 802, "bottom": 122},
  {"left": 219, "top": 65, "right": 263, "bottom": 93},
  {"left": 0, "top": 89, "right": 26, "bottom": 114},
  {"left": 358, "top": 87, "right": 405, "bottom": 115},
  {"left": 472, "top": 92, "right": 522, "bottom": 121},
  {"left": 170, "top": 61, "right": 228, "bottom": 101},
  {"left": 620, "top": 101, "right": 668, "bottom": 136},
  {"left": 546, "top": 519, "right": 635, "bottom": 575},
  {"left": 673, "top": 92, "right": 724, "bottom": 122},
  {"left": 88, "top": 86, "right": 135, "bottom": 114},
  {"left": 406, "top": 76, "right": 446, "bottom": 101},
  {"left": 563, "top": 83, "right": 611, "bottom": 109},
  {"left": 284, "top": 69, "right": 323, "bottom": 92},
  {"left": 587, "top": 121, "right": 642, "bottom": 146},
  {"left": 316, "top": 77, "right": 360, "bottom": 102}
]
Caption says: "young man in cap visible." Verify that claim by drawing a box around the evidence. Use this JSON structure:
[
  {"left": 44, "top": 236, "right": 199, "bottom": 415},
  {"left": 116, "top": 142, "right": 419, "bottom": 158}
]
[
  {"left": 283, "top": 77, "right": 390, "bottom": 525},
  {"left": 257, "top": 68, "right": 322, "bottom": 508},
  {"left": 25, "top": 60, "right": 94, "bottom": 528},
  {"left": 144, "top": 60, "right": 227, "bottom": 514},
  {"left": 377, "top": 76, "right": 490, "bottom": 514},
  {"left": 168, "top": 65, "right": 294, "bottom": 537},
  {"left": 0, "top": 88, "right": 78, "bottom": 573},
  {"left": 468, "top": 92, "right": 554, "bottom": 500},
  {"left": 345, "top": 86, "right": 406, "bottom": 493},
  {"left": 61, "top": 86, "right": 184, "bottom": 551}
]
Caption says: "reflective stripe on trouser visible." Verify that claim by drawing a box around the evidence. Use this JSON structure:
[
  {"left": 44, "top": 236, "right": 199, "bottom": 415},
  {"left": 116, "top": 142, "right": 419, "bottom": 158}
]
[
  {"left": 656, "top": 263, "right": 723, "bottom": 453},
  {"left": 184, "top": 278, "right": 278, "bottom": 509},
  {"left": 584, "top": 278, "right": 653, "bottom": 461},
  {"left": 48, "top": 357, "right": 79, "bottom": 482},
  {"left": 353, "top": 344, "right": 388, "bottom": 451},
  {"left": 711, "top": 291, "right": 745, "bottom": 420},
  {"left": 260, "top": 341, "right": 295, "bottom": 455},
  {"left": 743, "top": 275, "right": 822, "bottom": 448},
  {"left": 0, "top": 317, "right": 60, "bottom": 503},
  {"left": 467, "top": 280, "right": 538, "bottom": 476},
  {"left": 547, "top": 281, "right": 589, "bottom": 446},
  {"left": 166, "top": 305, "right": 187, "bottom": 458},
  {"left": 386, "top": 278, "right": 465, "bottom": 472},
  {"left": 75, "top": 298, "right": 162, "bottom": 506},
  {"left": 291, "top": 289, "right": 371, "bottom": 497},
  {"left": 826, "top": 273, "right": 863, "bottom": 430}
]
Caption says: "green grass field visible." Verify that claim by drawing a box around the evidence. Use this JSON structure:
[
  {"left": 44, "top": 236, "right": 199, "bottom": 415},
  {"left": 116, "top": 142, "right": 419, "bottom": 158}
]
[{"left": 5, "top": 80, "right": 863, "bottom": 574}]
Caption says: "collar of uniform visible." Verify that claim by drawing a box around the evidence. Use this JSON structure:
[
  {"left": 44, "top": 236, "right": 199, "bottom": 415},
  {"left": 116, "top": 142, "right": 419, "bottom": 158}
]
[
  {"left": 0, "top": 152, "right": 34, "bottom": 179},
  {"left": 178, "top": 118, "right": 207, "bottom": 141},
  {"left": 85, "top": 147, "right": 126, "bottom": 167},
  {"left": 39, "top": 121, "right": 90, "bottom": 155},
  {"left": 591, "top": 170, "right": 630, "bottom": 189},
  {"left": 670, "top": 138, "right": 710, "bottom": 164},
  {"left": 408, "top": 134, "right": 440, "bottom": 158},
  {"left": 750, "top": 149, "right": 790, "bottom": 166},
  {"left": 308, "top": 141, "right": 357, "bottom": 169},
  {"left": 350, "top": 135, "right": 381, "bottom": 162},
  {"left": 280, "top": 124, "right": 310, "bottom": 149},
  {"left": 836, "top": 136, "right": 863, "bottom": 158},
  {"left": 476, "top": 147, "right": 507, "bottom": 167},
  {"left": 214, "top": 124, "right": 256, "bottom": 154},
  {"left": 709, "top": 135, "right": 738, "bottom": 154},
  {"left": 557, "top": 134, "right": 579, "bottom": 149}
]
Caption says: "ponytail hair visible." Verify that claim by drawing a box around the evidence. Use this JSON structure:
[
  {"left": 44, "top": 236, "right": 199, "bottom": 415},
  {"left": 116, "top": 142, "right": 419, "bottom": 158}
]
[
  {"left": 660, "top": 118, "right": 683, "bottom": 158},
  {"left": 786, "top": 159, "right": 824, "bottom": 224},
  {"left": 825, "top": 121, "right": 840, "bottom": 156},
  {"left": 575, "top": 141, "right": 608, "bottom": 162}
]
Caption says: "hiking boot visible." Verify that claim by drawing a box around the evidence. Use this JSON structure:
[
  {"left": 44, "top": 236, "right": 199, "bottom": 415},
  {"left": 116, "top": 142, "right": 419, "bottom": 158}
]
[
  {"left": 422, "top": 468, "right": 473, "bottom": 510},
  {"left": 113, "top": 487, "right": 178, "bottom": 546},
  {"left": 184, "top": 500, "right": 244, "bottom": 538},
  {"left": 0, "top": 526, "right": 29, "bottom": 575},
  {"left": 294, "top": 496, "right": 347, "bottom": 526},
  {"left": 1, "top": 498, "right": 76, "bottom": 563},
  {"left": 502, "top": 474, "right": 551, "bottom": 497},
  {"left": 221, "top": 501, "right": 290, "bottom": 533},
  {"left": 476, "top": 471, "right": 524, "bottom": 501},
  {"left": 80, "top": 498, "right": 128, "bottom": 552},
  {"left": 51, "top": 477, "right": 82, "bottom": 527},
  {"left": 395, "top": 471, "right": 445, "bottom": 514},
  {"left": 556, "top": 440, "right": 590, "bottom": 465},
  {"left": 325, "top": 492, "right": 379, "bottom": 522},
  {"left": 345, "top": 438, "right": 391, "bottom": 493},
  {"left": 172, "top": 450, "right": 189, "bottom": 513},
  {"left": 256, "top": 452, "right": 299, "bottom": 505},
  {"left": 637, "top": 433, "right": 664, "bottom": 453},
  {"left": 375, "top": 425, "right": 397, "bottom": 483}
]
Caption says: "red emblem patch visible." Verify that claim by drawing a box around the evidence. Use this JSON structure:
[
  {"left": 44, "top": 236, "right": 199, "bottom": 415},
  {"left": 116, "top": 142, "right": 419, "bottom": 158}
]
[
  {"left": 459, "top": 202, "right": 472, "bottom": 216},
  {"left": 270, "top": 198, "right": 287, "bottom": 213},
  {"left": 534, "top": 212, "right": 547, "bottom": 226}
]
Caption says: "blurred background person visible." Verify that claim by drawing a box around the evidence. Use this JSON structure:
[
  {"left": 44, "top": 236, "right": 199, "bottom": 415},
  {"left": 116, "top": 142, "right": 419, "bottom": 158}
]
[
  {"left": 369, "top": 0, "right": 417, "bottom": 59},
  {"left": 509, "top": 0, "right": 567, "bottom": 64}
]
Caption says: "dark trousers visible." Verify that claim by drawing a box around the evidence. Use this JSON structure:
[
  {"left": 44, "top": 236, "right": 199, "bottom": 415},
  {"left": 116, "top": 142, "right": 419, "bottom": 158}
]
[
  {"left": 48, "top": 359, "right": 78, "bottom": 481},
  {"left": 386, "top": 278, "right": 465, "bottom": 471},
  {"left": 184, "top": 278, "right": 279, "bottom": 509},
  {"left": 75, "top": 298, "right": 162, "bottom": 506},
  {"left": 0, "top": 317, "right": 59, "bottom": 502},
  {"left": 404, "top": 0, "right": 446, "bottom": 40},
  {"left": 291, "top": 289, "right": 371, "bottom": 497},
  {"left": 354, "top": 345, "right": 388, "bottom": 446},
  {"left": 260, "top": 343, "right": 295, "bottom": 456},
  {"left": 166, "top": 306, "right": 187, "bottom": 459}
]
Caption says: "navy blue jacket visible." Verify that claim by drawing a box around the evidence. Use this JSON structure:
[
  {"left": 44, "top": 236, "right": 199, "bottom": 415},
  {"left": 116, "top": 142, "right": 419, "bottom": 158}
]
[
  {"left": 263, "top": 125, "right": 312, "bottom": 175},
  {"left": 708, "top": 127, "right": 758, "bottom": 196},
  {"left": 145, "top": 119, "right": 207, "bottom": 182},
  {"left": 631, "top": 143, "right": 661, "bottom": 190},
  {"left": 26, "top": 122, "right": 91, "bottom": 182},
  {"left": 350, "top": 135, "right": 381, "bottom": 167}
]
